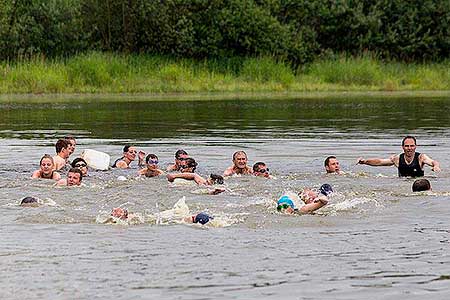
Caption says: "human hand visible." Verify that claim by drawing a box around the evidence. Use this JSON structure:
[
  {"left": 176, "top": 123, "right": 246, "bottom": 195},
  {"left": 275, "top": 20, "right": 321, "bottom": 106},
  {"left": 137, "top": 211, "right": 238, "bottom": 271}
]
[
  {"left": 138, "top": 150, "right": 146, "bottom": 161},
  {"left": 433, "top": 165, "right": 441, "bottom": 172},
  {"left": 357, "top": 157, "right": 366, "bottom": 165},
  {"left": 166, "top": 174, "right": 175, "bottom": 182}
]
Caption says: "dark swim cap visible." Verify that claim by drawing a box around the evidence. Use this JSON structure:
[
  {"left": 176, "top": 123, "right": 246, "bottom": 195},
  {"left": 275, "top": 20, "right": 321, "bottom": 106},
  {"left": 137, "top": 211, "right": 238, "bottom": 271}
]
[
  {"left": 193, "top": 212, "right": 213, "bottom": 225},
  {"left": 210, "top": 174, "right": 224, "bottom": 184},
  {"left": 20, "top": 197, "right": 38, "bottom": 205},
  {"left": 319, "top": 184, "right": 333, "bottom": 196}
]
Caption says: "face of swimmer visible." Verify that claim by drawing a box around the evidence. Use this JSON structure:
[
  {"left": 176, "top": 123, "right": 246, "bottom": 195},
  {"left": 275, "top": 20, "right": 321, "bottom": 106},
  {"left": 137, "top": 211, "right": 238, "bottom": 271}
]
[
  {"left": 325, "top": 157, "right": 340, "bottom": 174},
  {"left": 233, "top": 152, "right": 248, "bottom": 169},
  {"left": 402, "top": 137, "right": 417, "bottom": 158},
  {"left": 254, "top": 163, "right": 270, "bottom": 178},
  {"left": 67, "top": 171, "right": 82, "bottom": 186},
  {"left": 40, "top": 157, "right": 54, "bottom": 176},
  {"left": 111, "top": 207, "right": 128, "bottom": 219}
]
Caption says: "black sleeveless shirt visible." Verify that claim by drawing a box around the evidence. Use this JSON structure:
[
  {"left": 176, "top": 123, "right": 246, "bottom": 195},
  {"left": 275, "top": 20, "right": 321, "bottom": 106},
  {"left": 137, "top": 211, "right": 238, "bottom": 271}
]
[{"left": 398, "top": 152, "right": 424, "bottom": 177}]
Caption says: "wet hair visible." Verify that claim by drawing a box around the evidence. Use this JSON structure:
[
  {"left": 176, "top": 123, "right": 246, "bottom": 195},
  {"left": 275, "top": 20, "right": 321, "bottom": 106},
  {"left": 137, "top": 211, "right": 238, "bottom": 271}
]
[
  {"left": 39, "top": 154, "right": 54, "bottom": 165},
  {"left": 123, "top": 145, "right": 133, "bottom": 153},
  {"left": 253, "top": 162, "right": 266, "bottom": 172},
  {"left": 402, "top": 136, "right": 417, "bottom": 146},
  {"left": 20, "top": 196, "right": 38, "bottom": 205},
  {"left": 210, "top": 174, "right": 224, "bottom": 184},
  {"left": 145, "top": 153, "right": 158, "bottom": 164},
  {"left": 71, "top": 158, "right": 87, "bottom": 168},
  {"left": 184, "top": 157, "right": 198, "bottom": 168},
  {"left": 68, "top": 168, "right": 83, "bottom": 181},
  {"left": 324, "top": 156, "right": 336, "bottom": 167},
  {"left": 233, "top": 151, "right": 247, "bottom": 160},
  {"left": 412, "top": 179, "right": 431, "bottom": 192},
  {"left": 64, "top": 135, "right": 76, "bottom": 143},
  {"left": 175, "top": 149, "right": 188, "bottom": 159},
  {"left": 55, "top": 139, "right": 69, "bottom": 153}
]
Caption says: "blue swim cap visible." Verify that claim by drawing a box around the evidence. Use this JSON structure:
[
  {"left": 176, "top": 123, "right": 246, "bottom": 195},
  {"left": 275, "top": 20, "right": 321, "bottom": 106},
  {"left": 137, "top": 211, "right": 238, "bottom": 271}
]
[
  {"left": 319, "top": 184, "right": 333, "bottom": 196},
  {"left": 193, "top": 212, "right": 213, "bottom": 225},
  {"left": 277, "top": 196, "right": 295, "bottom": 209}
]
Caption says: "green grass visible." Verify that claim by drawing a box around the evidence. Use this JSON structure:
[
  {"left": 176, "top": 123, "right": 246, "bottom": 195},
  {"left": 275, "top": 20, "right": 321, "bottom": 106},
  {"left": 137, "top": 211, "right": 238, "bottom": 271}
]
[{"left": 0, "top": 52, "right": 449, "bottom": 94}]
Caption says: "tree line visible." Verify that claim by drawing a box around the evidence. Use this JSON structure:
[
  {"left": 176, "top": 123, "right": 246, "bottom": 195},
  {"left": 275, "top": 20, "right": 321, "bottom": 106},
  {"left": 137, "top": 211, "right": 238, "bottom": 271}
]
[{"left": 1, "top": 0, "right": 449, "bottom": 67}]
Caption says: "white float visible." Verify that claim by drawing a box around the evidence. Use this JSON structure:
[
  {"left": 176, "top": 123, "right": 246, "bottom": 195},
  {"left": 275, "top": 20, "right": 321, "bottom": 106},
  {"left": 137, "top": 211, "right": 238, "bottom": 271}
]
[{"left": 81, "top": 149, "right": 111, "bottom": 170}]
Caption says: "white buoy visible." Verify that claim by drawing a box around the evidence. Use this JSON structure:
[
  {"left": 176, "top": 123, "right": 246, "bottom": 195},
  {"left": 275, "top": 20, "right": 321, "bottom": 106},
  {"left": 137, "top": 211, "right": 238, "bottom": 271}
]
[{"left": 81, "top": 149, "right": 111, "bottom": 170}]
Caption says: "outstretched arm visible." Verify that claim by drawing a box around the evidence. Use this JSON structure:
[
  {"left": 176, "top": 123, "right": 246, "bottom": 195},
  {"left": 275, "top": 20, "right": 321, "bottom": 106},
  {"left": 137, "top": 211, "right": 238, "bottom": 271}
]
[
  {"left": 357, "top": 155, "right": 396, "bottom": 167},
  {"left": 299, "top": 195, "right": 328, "bottom": 214},
  {"left": 166, "top": 173, "right": 207, "bottom": 185},
  {"left": 420, "top": 154, "right": 441, "bottom": 172}
]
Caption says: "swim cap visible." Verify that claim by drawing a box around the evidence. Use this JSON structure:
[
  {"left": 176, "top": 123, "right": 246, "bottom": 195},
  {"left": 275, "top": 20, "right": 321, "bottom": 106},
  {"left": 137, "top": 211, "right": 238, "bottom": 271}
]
[
  {"left": 21, "top": 196, "right": 38, "bottom": 204},
  {"left": 193, "top": 212, "right": 213, "bottom": 225},
  {"left": 277, "top": 195, "right": 295, "bottom": 209},
  {"left": 210, "top": 174, "right": 224, "bottom": 184},
  {"left": 319, "top": 184, "right": 333, "bottom": 196}
]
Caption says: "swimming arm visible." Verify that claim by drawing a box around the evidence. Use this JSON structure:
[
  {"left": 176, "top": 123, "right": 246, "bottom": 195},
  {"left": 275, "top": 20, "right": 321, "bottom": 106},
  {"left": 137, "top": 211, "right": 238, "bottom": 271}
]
[
  {"left": 420, "top": 154, "right": 441, "bottom": 172},
  {"left": 166, "top": 173, "right": 207, "bottom": 185},
  {"left": 357, "top": 156, "right": 396, "bottom": 166},
  {"left": 299, "top": 195, "right": 328, "bottom": 213}
]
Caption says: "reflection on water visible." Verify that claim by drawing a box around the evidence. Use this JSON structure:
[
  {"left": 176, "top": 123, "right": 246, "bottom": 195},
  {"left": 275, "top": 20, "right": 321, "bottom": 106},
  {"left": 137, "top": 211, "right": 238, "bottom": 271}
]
[
  {"left": 2, "top": 97, "right": 450, "bottom": 140},
  {"left": 1, "top": 96, "right": 450, "bottom": 299}
]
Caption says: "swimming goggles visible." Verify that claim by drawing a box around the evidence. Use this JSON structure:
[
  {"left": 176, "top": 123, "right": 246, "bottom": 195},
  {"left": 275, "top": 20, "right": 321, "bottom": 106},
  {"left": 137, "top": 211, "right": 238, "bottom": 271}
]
[{"left": 277, "top": 203, "right": 292, "bottom": 211}]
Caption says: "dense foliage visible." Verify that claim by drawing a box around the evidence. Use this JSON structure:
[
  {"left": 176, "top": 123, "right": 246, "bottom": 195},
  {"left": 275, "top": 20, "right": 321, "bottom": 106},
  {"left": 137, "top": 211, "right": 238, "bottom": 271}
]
[{"left": 1, "top": 0, "right": 449, "bottom": 65}]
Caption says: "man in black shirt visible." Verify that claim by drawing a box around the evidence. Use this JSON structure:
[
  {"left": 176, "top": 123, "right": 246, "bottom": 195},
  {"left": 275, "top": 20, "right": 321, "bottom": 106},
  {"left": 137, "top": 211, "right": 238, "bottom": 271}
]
[{"left": 357, "top": 136, "right": 440, "bottom": 177}]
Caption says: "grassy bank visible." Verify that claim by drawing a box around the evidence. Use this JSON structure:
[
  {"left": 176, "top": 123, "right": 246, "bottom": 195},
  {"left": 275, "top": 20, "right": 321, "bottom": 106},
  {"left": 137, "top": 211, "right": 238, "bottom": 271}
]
[{"left": 1, "top": 52, "right": 449, "bottom": 94}]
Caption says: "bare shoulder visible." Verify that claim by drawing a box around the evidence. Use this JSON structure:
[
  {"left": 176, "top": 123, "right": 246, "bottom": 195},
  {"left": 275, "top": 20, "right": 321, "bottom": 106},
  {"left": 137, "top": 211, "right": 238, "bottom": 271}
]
[
  {"left": 116, "top": 160, "right": 128, "bottom": 169},
  {"left": 223, "top": 166, "right": 234, "bottom": 176}
]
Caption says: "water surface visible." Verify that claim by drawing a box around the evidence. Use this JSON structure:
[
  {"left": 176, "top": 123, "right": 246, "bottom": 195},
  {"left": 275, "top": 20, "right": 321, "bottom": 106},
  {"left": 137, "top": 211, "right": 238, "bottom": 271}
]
[{"left": 1, "top": 96, "right": 449, "bottom": 299}]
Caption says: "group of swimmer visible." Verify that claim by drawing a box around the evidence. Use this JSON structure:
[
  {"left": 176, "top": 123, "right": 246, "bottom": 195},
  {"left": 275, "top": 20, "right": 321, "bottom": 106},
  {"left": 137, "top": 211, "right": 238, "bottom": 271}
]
[{"left": 24, "top": 135, "right": 440, "bottom": 224}]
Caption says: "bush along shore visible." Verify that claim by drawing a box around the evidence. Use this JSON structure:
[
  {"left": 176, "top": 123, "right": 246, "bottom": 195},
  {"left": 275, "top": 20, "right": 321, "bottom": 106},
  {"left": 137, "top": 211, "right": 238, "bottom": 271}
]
[{"left": 0, "top": 52, "right": 449, "bottom": 94}]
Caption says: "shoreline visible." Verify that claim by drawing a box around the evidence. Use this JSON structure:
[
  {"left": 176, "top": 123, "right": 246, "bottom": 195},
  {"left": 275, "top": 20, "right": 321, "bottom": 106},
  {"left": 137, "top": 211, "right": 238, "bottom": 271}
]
[{"left": 1, "top": 90, "right": 450, "bottom": 103}]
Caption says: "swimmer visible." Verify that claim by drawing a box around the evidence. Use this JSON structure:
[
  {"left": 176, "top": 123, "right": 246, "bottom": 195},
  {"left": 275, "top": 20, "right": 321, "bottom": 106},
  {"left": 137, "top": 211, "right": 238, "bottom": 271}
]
[
  {"left": 357, "top": 136, "right": 440, "bottom": 177},
  {"left": 167, "top": 172, "right": 225, "bottom": 194},
  {"left": 111, "top": 207, "right": 129, "bottom": 219},
  {"left": 71, "top": 157, "right": 88, "bottom": 176},
  {"left": 110, "top": 206, "right": 213, "bottom": 225},
  {"left": 31, "top": 154, "right": 61, "bottom": 180},
  {"left": 56, "top": 168, "right": 83, "bottom": 186},
  {"left": 277, "top": 184, "right": 333, "bottom": 214},
  {"left": 412, "top": 178, "right": 432, "bottom": 192},
  {"left": 167, "top": 149, "right": 189, "bottom": 172},
  {"left": 253, "top": 162, "right": 272, "bottom": 178},
  {"left": 324, "top": 156, "right": 343, "bottom": 174},
  {"left": 223, "top": 151, "right": 253, "bottom": 176},
  {"left": 112, "top": 145, "right": 144, "bottom": 169},
  {"left": 53, "top": 139, "right": 71, "bottom": 171},
  {"left": 20, "top": 196, "right": 40, "bottom": 207},
  {"left": 138, "top": 154, "right": 164, "bottom": 177},
  {"left": 64, "top": 135, "right": 76, "bottom": 161}
]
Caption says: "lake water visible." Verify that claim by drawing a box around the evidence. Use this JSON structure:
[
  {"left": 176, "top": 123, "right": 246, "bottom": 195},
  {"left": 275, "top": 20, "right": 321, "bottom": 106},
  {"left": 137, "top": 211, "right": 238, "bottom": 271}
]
[{"left": 1, "top": 95, "right": 449, "bottom": 299}]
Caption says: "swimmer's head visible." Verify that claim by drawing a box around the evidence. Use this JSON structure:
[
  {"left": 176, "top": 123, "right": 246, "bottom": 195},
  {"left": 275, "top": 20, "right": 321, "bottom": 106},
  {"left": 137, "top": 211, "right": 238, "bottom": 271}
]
[
  {"left": 209, "top": 174, "right": 224, "bottom": 185},
  {"left": 319, "top": 184, "right": 333, "bottom": 196},
  {"left": 193, "top": 212, "right": 213, "bottom": 225},
  {"left": 20, "top": 196, "right": 39, "bottom": 207},
  {"left": 277, "top": 196, "right": 295, "bottom": 213},
  {"left": 111, "top": 207, "right": 128, "bottom": 219},
  {"left": 412, "top": 179, "right": 431, "bottom": 192}
]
